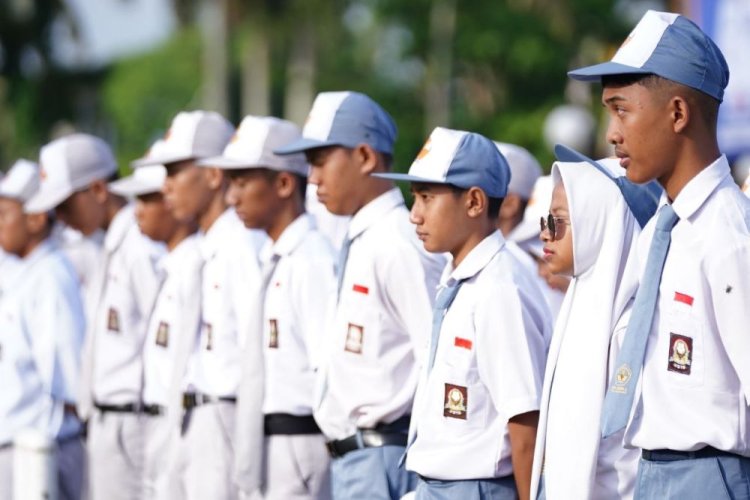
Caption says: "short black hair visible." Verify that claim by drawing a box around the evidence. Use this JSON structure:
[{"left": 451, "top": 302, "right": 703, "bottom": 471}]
[{"left": 226, "top": 168, "right": 307, "bottom": 199}]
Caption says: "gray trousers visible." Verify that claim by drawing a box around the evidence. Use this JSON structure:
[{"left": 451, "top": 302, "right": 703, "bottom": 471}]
[
  {"left": 173, "top": 402, "right": 238, "bottom": 500},
  {"left": 263, "top": 434, "right": 331, "bottom": 500},
  {"left": 87, "top": 410, "right": 146, "bottom": 500}
]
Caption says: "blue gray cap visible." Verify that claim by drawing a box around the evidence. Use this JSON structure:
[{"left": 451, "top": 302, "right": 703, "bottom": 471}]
[
  {"left": 554, "top": 144, "right": 661, "bottom": 228},
  {"left": 373, "top": 127, "right": 511, "bottom": 199},
  {"left": 569, "top": 10, "right": 729, "bottom": 102},
  {"left": 274, "top": 91, "right": 397, "bottom": 155}
]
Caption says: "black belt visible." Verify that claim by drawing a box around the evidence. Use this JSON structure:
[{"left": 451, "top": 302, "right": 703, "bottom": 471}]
[
  {"left": 94, "top": 402, "right": 163, "bottom": 416},
  {"left": 182, "top": 392, "right": 237, "bottom": 409},
  {"left": 642, "top": 447, "right": 742, "bottom": 462},
  {"left": 264, "top": 413, "right": 322, "bottom": 436},
  {"left": 326, "top": 415, "right": 410, "bottom": 459}
]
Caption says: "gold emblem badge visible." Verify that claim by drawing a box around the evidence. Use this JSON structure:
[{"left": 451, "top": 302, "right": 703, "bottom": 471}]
[
  {"left": 344, "top": 323, "right": 364, "bottom": 354},
  {"left": 444, "top": 383, "right": 468, "bottom": 419},
  {"left": 668, "top": 333, "right": 692, "bottom": 375},
  {"left": 107, "top": 308, "right": 121, "bottom": 333},
  {"left": 612, "top": 364, "right": 632, "bottom": 394},
  {"left": 156, "top": 321, "right": 169, "bottom": 347},
  {"left": 268, "top": 319, "right": 279, "bottom": 349}
]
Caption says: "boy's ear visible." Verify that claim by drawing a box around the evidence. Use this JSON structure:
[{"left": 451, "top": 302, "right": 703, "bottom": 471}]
[
  {"left": 465, "top": 187, "right": 487, "bottom": 219},
  {"left": 670, "top": 95, "right": 690, "bottom": 134},
  {"left": 204, "top": 167, "right": 226, "bottom": 190},
  {"left": 275, "top": 171, "right": 296, "bottom": 199},
  {"left": 354, "top": 144, "right": 380, "bottom": 175},
  {"left": 25, "top": 212, "right": 49, "bottom": 236},
  {"left": 90, "top": 179, "right": 110, "bottom": 204}
]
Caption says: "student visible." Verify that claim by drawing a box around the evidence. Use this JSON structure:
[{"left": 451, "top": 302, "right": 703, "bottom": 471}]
[
  {"left": 204, "top": 115, "right": 335, "bottom": 500},
  {"left": 373, "top": 127, "right": 550, "bottom": 500},
  {"left": 26, "top": 133, "right": 165, "bottom": 500},
  {"left": 0, "top": 159, "right": 86, "bottom": 500},
  {"left": 275, "top": 91, "right": 445, "bottom": 499},
  {"left": 569, "top": 10, "right": 750, "bottom": 498},
  {"left": 530, "top": 146, "right": 659, "bottom": 500},
  {"left": 136, "top": 110, "right": 266, "bottom": 500},
  {"left": 108, "top": 156, "right": 201, "bottom": 500}
]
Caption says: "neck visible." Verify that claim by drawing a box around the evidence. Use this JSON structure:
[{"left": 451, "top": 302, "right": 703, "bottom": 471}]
[
  {"left": 451, "top": 224, "right": 495, "bottom": 269},
  {"left": 267, "top": 201, "right": 304, "bottom": 243},
  {"left": 166, "top": 223, "right": 197, "bottom": 252},
  {"left": 198, "top": 192, "right": 228, "bottom": 233},
  {"left": 103, "top": 194, "right": 127, "bottom": 231},
  {"left": 661, "top": 136, "right": 721, "bottom": 202},
  {"left": 355, "top": 179, "right": 392, "bottom": 215},
  {"left": 20, "top": 234, "right": 47, "bottom": 259}
]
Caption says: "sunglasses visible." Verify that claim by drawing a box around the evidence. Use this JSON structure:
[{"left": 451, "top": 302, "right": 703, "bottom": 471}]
[{"left": 540, "top": 213, "right": 570, "bottom": 240}]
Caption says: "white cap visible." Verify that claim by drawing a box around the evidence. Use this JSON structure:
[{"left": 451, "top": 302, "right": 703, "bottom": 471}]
[
  {"left": 0, "top": 159, "right": 39, "bottom": 205},
  {"left": 495, "top": 142, "right": 542, "bottom": 199},
  {"left": 109, "top": 165, "right": 166, "bottom": 197},
  {"left": 25, "top": 134, "right": 117, "bottom": 214},
  {"left": 198, "top": 116, "right": 308, "bottom": 176},
  {"left": 509, "top": 175, "right": 554, "bottom": 251},
  {"left": 132, "top": 110, "right": 234, "bottom": 167}
]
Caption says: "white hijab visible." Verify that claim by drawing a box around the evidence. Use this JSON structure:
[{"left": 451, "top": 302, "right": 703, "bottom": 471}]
[{"left": 530, "top": 159, "right": 641, "bottom": 499}]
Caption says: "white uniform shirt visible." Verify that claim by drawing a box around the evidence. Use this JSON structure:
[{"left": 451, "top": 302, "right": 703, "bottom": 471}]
[
  {"left": 0, "top": 241, "right": 85, "bottom": 444},
  {"left": 143, "top": 235, "right": 202, "bottom": 407},
  {"left": 405, "top": 231, "right": 549, "bottom": 480},
  {"left": 54, "top": 223, "right": 105, "bottom": 302},
  {"left": 184, "top": 209, "right": 266, "bottom": 396},
  {"left": 90, "top": 205, "right": 165, "bottom": 405},
  {"left": 314, "top": 188, "right": 446, "bottom": 440},
  {"left": 262, "top": 214, "right": 336, "bottom": 415},
  {"left": 625, "top": 156, "right": 750, "bottom": 454}
]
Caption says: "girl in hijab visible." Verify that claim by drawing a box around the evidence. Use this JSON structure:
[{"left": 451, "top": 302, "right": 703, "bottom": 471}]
[{"left": 530, "top": 148, "right": 659, "bottom": 500}]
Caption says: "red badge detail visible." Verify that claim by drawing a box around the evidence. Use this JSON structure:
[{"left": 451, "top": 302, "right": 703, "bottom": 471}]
[
  {"left": 352, "top": 284, "right": 369, "bottom": 295},
  {"left": 213, "top": 283, "right": 220, "bottom": 290},
  {"left": 274, "top": 282, "right": 281, "bottom": 288},
  {"left": 454, "top": 337, "right": 472, "bottom": 350},
  {"left": 667, "top": 333, "right": 692, "bottom": 375},
  {"left": 443, "top": 383, "right": 468, "bottom": 419},
  {"left": 344, "top": 323, "right": 364, "bottom": 354},
  {"left": 107, "top": 308, "right": 120, "bottom": 333},
  {"left": 674, "top": 292, "right": 694, "bottom": 306},
  {"left": 268, "top": 319, "right": 279, "bottom": 349},
  {"left": 156, "top": 321, "right": 169, "bottom": 347}
]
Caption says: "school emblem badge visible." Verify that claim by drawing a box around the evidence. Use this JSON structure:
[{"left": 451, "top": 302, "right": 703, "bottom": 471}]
[
  {"left": 107, "top": 308, "right": 121, "bottom": 333},
  {"left": 444, "top": 384, "right": 467, "bottom": 419},
  {"left": 667, "top": 333, "right": 692, "bottom": 375},
  {"left": 344, "top": 323, "right": 364, "bottom": 354},
  {"left": 612, "top": 364, "right": 632, "bottom": 394},
  {"left": 268, "top": 319, "right": 279, "bottom": 349},
  {"left": 156, "top": 321, "right": 169, "bottom": 347}
]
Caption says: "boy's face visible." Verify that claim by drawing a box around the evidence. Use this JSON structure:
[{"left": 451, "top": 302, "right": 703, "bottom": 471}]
[
  {"left": 541, "top": 181, "right": 574, "bottom": 276},
  {"left": 225, "top": 169, "right": 280, "bottom": 230},
  {"left": 409, "top": 183, "right": 468, "bottom": 255},
  {"left": 603, "top": 82, "right": 674, "bottom": 185},
  {"left": 55, "top": 185, "right": 105, "bottom": 236},
  {"left": 162, "top": 160, "right": 216, "bottom": 223},
  {"left": 0, "top": 197, "right": 30, "bottom": 256},
  {"left": 305, "top": 146, "right": 360, "bottom": 216},
  {"left": 135, "top": 191, "right": 178, "bottom": 243}
]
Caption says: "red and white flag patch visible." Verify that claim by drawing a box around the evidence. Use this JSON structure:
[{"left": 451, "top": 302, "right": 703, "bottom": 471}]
[
  {"left": 674, "top": 292, "right": 694, "bottom": 306},
  {"left": 454, "top": 337, "right": 472, "bottom": 350}
]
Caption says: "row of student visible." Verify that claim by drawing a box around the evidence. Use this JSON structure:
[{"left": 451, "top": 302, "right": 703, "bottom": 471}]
[{"left": 1, "top": 8, "right": 749, "bottom": 500}]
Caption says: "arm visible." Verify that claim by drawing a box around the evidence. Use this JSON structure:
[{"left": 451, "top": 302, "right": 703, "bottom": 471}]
[{"left": 509, "top": 410, "right": 540, "bottom": 500}]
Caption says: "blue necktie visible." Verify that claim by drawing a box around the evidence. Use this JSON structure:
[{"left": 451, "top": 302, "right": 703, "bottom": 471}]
[
  {"left": 600, "top": 204, "right": 679, "bottom": 437},
  {"left": 336, "top": 237, "right": 353, "bottom": 303},
  {"left": 427, "top": 280, "right": 464, "bottom": 374}
]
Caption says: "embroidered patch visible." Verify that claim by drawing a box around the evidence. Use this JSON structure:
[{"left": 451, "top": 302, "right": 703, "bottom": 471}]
[
  {"left": 674, "top": 292, "right": 694, "bottom": 306},
  {"left": 612, "top": 364, "right": 632, "bottom": 394},
  {"left": 268, "top": 319, "right": 279, "bottom": 349},
  {"left": 667, "top": 333, "right": 692, "bottom": 375},
  {"left": 352, "top": 284, "right": 369, "bottom": 295},
  {"left": 155, "top": 321, "right": 169, "bottom": 347},
  {"left": 107, "top": 308, "right": 120, "bottom": 333},
  {"left": 204, "top": 322, "right": 214, "bottom": 351},
  {"left": 454, "top": 337, "right": 472, "bottom": 350},
  {"left": 344, "top": 323, "right": 364, "bottom": 354},
  {"left": 443, "top": 384, "right": 467, "bottom": 419}
]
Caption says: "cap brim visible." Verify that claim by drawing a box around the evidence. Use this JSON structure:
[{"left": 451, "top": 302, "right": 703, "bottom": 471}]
[
  {"left": 195, "top": 156, "right": 265, "bottom": 169},
  {"left": 108, "top": 177, "right": 162, "bottom": 197},
  {"left": 274, "top": 138, "right": 340, "bottom": 155},
  {"left": 568, "top": 61, "right": 650, "bottom": 82},
  {"left": 131, "top": 152, "right": 193, "bottom": 168},
  {"left": 371, "top": 172, "right": 451, "bottom": 185},
  {"left": 24, "top": 185, "right": 73, "bottom": 214}
]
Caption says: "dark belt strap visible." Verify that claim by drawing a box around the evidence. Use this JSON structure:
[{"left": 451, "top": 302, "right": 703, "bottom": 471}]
[
  {"left": 94, "top": 402, "right": 162, "bottom": 416},
  {"left": 182, "top": 392, "right": 237, "bottom": 409},
  {"left": 642, "top": 446, "right": 742, "bottom": 462},
  {"left": 264, "top": 413, "right": 321, "bottom": 436},
  {"left": 326, "top": 415, "right": 411, "bottom": 459}
]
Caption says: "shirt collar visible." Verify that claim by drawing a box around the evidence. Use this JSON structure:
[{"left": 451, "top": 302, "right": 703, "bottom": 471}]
[
  {"left": 199, "top": 209, "right": 236, "bottom": 260},
  {"left": 261, "top": 213, "right": 314, "bottom": 263},
  {"left": 104, "top": 204, "right": 135, "bottom": 253},
  {"left": 161, "top": 232, "right": 199, "bottom": 274},
  {"left": 346, "top": 188, "right": 405, "bottom": 241},
  {"left": 664, "top": 155, "right": 730, "bottom": 220},
  {"left": 441, "top": 230, "right": 505, "bottom": 286}
]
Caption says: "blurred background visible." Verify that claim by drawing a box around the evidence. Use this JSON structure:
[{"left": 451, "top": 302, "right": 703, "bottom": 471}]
[{"left": 0, "top": 0, "right": 748, "bottom": 179}]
